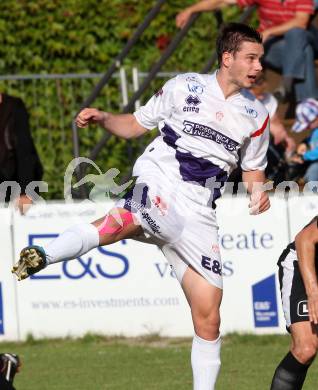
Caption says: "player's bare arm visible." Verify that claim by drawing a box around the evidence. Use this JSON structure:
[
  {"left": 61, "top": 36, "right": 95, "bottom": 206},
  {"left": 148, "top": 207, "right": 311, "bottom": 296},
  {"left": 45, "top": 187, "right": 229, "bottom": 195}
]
[
  {"left": 295, "top": 219, "right": 318, "bottom": 324},
  {"left": 242, "top": 170, "right": 270, "bottom": 215},
  {"left": 270, "top": 113, "right": 295, "bottom": 151},
  {"left": 176, "top": 0, "right": 236, "bottom": 28},
  {"left": 76, "top": 108, "right": 147, "bottom": 139}
]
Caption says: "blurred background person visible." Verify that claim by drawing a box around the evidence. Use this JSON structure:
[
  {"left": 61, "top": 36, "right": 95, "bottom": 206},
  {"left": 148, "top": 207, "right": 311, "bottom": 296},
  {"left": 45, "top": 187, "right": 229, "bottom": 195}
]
[
  {"left": 0, "top": 93, "right": 43, "bottom": 213},
  {"left": 290, "top": 98, "right": 318, "bottom": 183},
  {"left": 250, "top": 72, "right": 296, "bottom": 184},
  {"left": 228, "top": 72, "right": 295, "bottom": 188},
  {"left": 176, "top": 0, "right": 236, "bottom": 28},
  {"left": 250, "top": 72, "right": 295, "bottom": 156}
]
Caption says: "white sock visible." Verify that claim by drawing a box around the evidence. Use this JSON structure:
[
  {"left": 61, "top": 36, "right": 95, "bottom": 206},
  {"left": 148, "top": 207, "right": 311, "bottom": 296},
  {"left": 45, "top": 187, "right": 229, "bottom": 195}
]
[
  {"left": 191, "top": 333, "right": 221, "bottom": 390},
  {"left": 43, "top": 223, "right": 100, "bottom": 264}
]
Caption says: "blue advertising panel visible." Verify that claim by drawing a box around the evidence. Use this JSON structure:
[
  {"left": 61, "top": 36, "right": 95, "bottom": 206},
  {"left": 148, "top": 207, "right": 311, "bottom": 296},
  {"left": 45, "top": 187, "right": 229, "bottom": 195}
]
[
  {"left": 252, "top": 274, "right": 278, "bottom": 327},
  {"left": 0, "top": 282, "right": 4, "bottom": 334}
]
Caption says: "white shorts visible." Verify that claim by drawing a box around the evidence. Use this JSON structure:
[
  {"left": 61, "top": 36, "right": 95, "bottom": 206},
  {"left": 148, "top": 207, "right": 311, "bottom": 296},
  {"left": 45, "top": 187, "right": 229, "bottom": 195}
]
[{"left": 115, "top": 175, "right": 223, "bottom": 289}]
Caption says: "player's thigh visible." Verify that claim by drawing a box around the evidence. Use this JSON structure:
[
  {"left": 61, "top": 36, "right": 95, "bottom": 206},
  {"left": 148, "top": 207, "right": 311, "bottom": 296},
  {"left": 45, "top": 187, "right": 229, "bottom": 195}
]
[
  {"left": 182, "top": 265, "right": 222, "bottom": 339},
  {"left": 182, "top": 265, "right": 222, "bottom": 318},
  {"left": 92, "top": 207, "right": 143, "bottom": 245},
  {"left": 163, "top": 210, "right": 223, "bottom": 295}
]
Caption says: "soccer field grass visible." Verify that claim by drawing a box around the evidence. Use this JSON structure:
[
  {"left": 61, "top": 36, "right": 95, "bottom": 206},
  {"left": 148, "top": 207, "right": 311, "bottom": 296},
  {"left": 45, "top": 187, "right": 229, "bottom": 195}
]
[{"left": 2, "top": 333, "right": 317, "bottom": 389}]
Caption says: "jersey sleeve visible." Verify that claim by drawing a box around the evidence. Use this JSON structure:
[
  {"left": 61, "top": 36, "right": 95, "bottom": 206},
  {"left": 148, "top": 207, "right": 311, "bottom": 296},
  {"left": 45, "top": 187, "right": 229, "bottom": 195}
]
[
  {"left": 240, "top": 114, "right": 270, "bottom": 171},
  {"left": 265, "top": 94, "right": 278, "bottom": 119},
  {"left": 133, "top": 78, "right": 176, "bottom": 130}
]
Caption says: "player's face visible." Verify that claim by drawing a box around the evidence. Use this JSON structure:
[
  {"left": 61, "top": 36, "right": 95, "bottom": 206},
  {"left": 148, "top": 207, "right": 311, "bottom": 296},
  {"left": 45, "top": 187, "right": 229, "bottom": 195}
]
[{"left": 227, "top": 41, "right": 264, "bottom": 89}]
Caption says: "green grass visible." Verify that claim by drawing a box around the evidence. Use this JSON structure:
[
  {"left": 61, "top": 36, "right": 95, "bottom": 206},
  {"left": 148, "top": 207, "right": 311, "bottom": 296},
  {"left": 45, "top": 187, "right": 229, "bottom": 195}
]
[{"left": 1, "top": 334, "right": 317, "bottom": 389}]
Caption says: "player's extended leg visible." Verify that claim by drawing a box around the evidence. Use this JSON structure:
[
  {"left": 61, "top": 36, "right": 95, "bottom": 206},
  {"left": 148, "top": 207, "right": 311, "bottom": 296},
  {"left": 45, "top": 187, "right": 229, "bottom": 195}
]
[
  {"left": 182, "top": 265, "right": 222, "bottom": 390},
  {"left": 12, "top": 207, "right": 142, "bottom": 280},
  {"left": 93, "top": 207, "right": 143, "bottom": 245},
  {"left": 270, "top": 321, "right": 318, "bottom": 389}
]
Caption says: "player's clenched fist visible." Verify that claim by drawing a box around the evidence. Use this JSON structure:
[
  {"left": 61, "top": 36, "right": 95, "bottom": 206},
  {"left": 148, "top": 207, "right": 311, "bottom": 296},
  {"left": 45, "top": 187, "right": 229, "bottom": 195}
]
[
  {"left": 76, "top": 108, "right": 107, "bottom": 128},
  {"left": 248, "top": 191, "right": 270, "bottom": 215}
]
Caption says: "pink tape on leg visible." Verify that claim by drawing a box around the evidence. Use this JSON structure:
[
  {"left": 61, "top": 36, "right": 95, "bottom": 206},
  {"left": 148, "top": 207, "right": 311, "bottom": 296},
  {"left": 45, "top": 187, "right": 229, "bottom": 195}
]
[{"left": 98, "top": 212, "right": 134, "bottom": 235}]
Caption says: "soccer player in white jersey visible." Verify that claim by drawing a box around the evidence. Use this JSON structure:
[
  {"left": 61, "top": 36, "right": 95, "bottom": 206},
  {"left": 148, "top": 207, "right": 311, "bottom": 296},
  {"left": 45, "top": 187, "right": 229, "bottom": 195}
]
[{"left": 12, "top": 23, "right": 270, "bottom": 389}]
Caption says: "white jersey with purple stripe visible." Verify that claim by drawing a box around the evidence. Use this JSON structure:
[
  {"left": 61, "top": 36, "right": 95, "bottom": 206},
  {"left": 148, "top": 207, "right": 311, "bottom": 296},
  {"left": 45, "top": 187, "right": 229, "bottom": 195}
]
[{"left": 133, "top": 71, "right": 269, "bottom": 205}]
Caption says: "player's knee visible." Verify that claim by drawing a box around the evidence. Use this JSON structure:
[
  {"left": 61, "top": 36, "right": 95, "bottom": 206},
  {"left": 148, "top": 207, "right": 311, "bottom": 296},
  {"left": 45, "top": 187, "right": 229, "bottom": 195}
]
[
  {"left": 292, "top": 343, "right": 317, "bottom": 364},
  {"left": 285, "top": 27, "right": 306, "bottom": 40},
  {"left": 193, "top": 311, "right": 220, "bottom": 340},
  {"left": 97, "top": 211, "right": 134, "bottom": 241}
]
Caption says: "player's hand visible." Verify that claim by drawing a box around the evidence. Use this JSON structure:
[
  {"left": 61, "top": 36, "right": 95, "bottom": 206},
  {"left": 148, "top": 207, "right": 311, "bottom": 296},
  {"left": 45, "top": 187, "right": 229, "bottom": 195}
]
[
  {"left": 15, "top": 195, "right": 33, "bottom": 215},
  {"left": 176, "top": 9, "right": 192, "bottom": 28},
  {"left": 261, "top": 29, "right": 273, "bottom": 43},
  {"left": 290, "top": 155, "right": 304, "bottom": 164},
  {"left": 285, "top": 136, "right": 296, "bottom": 153},
  {"left": 248, "top": 191, "right": 270, "bottom": 215},
  {"left": 307, "top": 292, "right": 318, "bottom": 325},
  {"left": 76, "top": 108, "right": 107, "bottom": 128}
]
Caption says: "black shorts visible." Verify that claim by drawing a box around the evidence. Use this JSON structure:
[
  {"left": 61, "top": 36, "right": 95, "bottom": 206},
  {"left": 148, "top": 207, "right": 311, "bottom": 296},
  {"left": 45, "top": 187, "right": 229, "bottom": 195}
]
[{"left": 277, "top": 246, "right": 312, "bottom": 329}]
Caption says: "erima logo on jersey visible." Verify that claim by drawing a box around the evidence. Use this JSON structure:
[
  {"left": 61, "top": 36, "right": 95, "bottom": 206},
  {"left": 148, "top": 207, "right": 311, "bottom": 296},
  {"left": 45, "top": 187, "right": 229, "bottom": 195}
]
[
  {"left": 182, "top": 120, "right": 239, "bottom": 151},
  {"left": 185, "top": 95, "right": 201, "bottom": 106},
  {"left": 245, "top": 106, "right": 258, "bottom": 118},
  {"left": 183, "top": 106, "right": 199, "bottom": 113}
]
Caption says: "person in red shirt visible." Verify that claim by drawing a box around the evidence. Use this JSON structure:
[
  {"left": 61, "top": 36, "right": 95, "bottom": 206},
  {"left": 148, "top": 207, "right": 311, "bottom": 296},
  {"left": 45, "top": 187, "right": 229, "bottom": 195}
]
[{"left": 176, "top": 0, "right": 318, "bottom": 103}]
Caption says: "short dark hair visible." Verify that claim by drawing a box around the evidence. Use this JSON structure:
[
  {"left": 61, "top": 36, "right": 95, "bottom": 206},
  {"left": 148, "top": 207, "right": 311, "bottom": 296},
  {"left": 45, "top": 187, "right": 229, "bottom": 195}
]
[{"left": 216, "top": 23, "right": 262, "bottom": 67}]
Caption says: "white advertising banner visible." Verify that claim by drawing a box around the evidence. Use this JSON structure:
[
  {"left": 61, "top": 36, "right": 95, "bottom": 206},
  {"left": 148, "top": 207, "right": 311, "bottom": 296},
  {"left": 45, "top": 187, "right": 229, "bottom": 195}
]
[
  {"left": 7, "top": 194, "right": 312, "bottom": 340},
  {"left": 0, "top": 208, "right": 19, "bottom": 341},
  {"left": 287, "top": 194, "right": 318, "bottom": 238},
  {"left": 217, "top": 195, "right": 289, "bottom": 334}
]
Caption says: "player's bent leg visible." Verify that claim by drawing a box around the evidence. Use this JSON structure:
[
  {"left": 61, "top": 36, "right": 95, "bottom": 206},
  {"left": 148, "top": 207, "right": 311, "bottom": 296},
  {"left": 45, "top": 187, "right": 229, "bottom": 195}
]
[
  {"left": 182, "top": 265, "right": 222, "bottom": 390},
  {"left": 12, "top": 208, "right": 142, "bottom": 280},
  {"left": 270, "top": 322, "right": 318, "bottom": 390},
  {"left": 12, "top": 222, "right": 101, "bottom": 280},
  {"left": 182, "top": 265, "right": 222, "bottom": 340},
  {"left": 93, "top": 207, "right": 143, "bottom": 245}
]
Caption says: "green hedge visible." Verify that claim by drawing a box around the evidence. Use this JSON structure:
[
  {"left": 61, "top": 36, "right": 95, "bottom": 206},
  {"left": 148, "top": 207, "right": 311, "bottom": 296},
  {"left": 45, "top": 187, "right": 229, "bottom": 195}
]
[{"left": 0, "top": 0, "right": 254, "bottom": 199}]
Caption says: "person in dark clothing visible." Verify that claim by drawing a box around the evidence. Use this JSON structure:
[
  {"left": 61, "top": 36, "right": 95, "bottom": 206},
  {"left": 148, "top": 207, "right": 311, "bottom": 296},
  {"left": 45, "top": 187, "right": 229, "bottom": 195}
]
[
  {"left": 270, "top": 216, "right": 318, "bottom": 389},
  {"left": 0, "top": 93, "right": 43, "bottom": 213}
]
